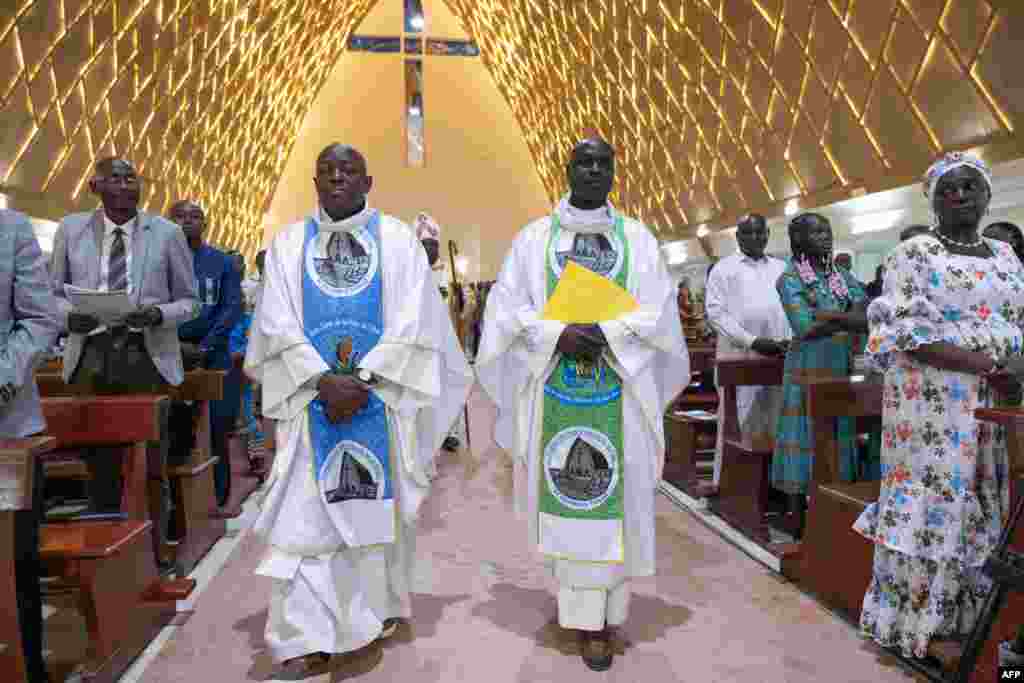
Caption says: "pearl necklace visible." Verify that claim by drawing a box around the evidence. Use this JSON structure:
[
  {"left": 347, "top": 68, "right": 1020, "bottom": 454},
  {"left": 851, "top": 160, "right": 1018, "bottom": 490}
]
[{"left": 933, "top": 228, "right": 984, "bottom": 249}]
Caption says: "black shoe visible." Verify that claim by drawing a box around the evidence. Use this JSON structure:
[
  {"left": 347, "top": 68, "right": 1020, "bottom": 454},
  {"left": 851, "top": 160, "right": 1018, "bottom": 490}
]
[
  {"left": 442, "top": 437, "right": 459, "bottom": 452},
  {"left": 581, "top": 630, "right": 613, "bottom": 671}
]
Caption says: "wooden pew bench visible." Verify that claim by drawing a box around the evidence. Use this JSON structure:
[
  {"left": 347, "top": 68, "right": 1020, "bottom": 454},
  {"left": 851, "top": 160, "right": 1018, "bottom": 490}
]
[
  {"left": 708, "top": 354, "right": 800, "bottom": 570},
  {"left": 799, "top": 480, "right": 880, "bottom": 620},
  {"left": 164, "top": 370, "right": 227, "bottom": 573},
  {"left": 0, "top": 436, "right": 57, "bottom": 683},
  {"left": 39, "top": 521, "right": 192, "bottom": 683},
  {"left": 662, "top": 409, "right": 716, "bottom": 499},
  {"left": 793, "top": 375, "right": 882, "bottom": 603},
  {"left": 37, "top": 371, "right": 230, "bottom": 575}
]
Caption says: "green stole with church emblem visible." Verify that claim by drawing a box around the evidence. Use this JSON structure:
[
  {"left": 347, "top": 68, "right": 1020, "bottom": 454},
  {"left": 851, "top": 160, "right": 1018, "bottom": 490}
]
[{"left": 538, "top": 213, "right": 629, "bottom": 564}]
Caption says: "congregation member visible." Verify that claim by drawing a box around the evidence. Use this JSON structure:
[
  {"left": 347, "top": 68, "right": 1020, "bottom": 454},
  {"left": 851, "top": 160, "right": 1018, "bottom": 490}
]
[
  {"left": 855, "top": 152, "right": 1024, "bottom": 661},
  {"left": 771, "top": 213, "right": 869, "bottom": 537},
  {"left": 704, "top": 213, "right": 790, "bottom": 490},
  {"left": 169, "top": 200, "right": 242, "bottom": 508},
  {"left": 415, "top": 212, "right": 465, "bottom": 452},
  {"left": 477, "top": 137, "right": 689, "bottom": 671},
  {"left": 245, "top": 144, "right": 472, "bottom": 678},
  {"left": 2, "top": 209, "right": 63, "bottom": 683},
  {"left": 230, "top": 250, "right": 266, "bottom": 471},
  {"left": 49, "top": 158, "right": 198, "bottom": 533},
  {"left": 983, "top": 220, "right": 1024, "bottom": 263}
]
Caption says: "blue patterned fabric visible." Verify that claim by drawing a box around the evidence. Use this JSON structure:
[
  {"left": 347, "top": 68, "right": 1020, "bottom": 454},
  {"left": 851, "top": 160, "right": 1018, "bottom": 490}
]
[
  {"left": 301, "top": 215, "right": 393, "bottom": 543},
  {"left": 770, "top": 262, "right": 868, "bottom": 495}
]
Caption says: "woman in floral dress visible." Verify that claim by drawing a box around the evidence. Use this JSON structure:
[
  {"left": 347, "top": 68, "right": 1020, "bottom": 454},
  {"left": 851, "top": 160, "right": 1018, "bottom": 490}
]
[
  {"left": 855, "top": 152, "right": 1024, "bottom": 660},
  {"left": 772, "top": 213, "right": 869, "bottom": 537}
]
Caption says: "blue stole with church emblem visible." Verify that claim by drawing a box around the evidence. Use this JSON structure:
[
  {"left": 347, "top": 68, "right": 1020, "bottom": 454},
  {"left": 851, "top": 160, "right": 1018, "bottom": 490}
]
[{"left": 301, "top": 213, "right": 394, "bottom": 547}]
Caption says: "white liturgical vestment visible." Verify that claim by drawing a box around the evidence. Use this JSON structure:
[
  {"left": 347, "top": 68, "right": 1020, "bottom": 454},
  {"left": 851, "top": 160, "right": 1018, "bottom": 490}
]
[
  {"left": 476, "top": 197, "right": 689, "bottom": 630},
  {"left": 704, "top": 252, "right": 791, "bottom": 485},
  {"left": 244, "top": 206, "right": 473, "bottom": 661}
]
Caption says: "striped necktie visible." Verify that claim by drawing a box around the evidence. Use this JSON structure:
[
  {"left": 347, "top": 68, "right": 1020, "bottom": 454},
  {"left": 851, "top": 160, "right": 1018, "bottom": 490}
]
[{"left": 109, "top": 228, "right": 128, "bottom": 291}]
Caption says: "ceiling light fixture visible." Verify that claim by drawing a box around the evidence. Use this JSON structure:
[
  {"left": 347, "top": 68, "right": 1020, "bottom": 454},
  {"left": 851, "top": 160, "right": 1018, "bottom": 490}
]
[{"left": 849, "top": 209, "right": 908, "bottom": 235}]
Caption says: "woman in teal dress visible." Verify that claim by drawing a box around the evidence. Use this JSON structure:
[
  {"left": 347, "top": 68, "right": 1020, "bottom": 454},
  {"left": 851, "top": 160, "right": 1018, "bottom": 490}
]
[{"left": 771, "top": 213, "right": 869, "bottom": 536}]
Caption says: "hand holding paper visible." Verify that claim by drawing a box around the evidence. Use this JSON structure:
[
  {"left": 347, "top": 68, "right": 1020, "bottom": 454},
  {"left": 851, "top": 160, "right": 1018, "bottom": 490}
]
[
  {"left": 542, "top": 260, "right": 638, "bottom": 323},
  {"left": 64, "top": 284, "right": 137, "bottom": 326}
]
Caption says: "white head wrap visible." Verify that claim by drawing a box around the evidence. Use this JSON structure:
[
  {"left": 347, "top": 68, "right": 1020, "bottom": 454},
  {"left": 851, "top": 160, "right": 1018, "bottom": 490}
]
[{"left": 922, "top": 152, "right": 993, "bottom": 218}]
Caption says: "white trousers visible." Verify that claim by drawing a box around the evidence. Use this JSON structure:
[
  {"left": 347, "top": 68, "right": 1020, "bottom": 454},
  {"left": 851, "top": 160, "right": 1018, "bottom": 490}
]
[
  {"left": 263, "top": 532, "right": 415, "bottom": 662},
  {"left": 553, "top": 559, "right": 630, "bottom": 631}
]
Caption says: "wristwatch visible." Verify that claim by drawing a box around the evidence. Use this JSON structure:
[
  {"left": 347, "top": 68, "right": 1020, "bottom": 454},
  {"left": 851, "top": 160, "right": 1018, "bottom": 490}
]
[{"left": 357, "top": 369, "right": 378, "bottom": 385}]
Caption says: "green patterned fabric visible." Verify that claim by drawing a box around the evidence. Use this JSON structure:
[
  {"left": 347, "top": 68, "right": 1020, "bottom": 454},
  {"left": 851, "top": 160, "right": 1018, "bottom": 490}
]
[{"left": 538, "top": 215, "right": 629, "bottom": 559}]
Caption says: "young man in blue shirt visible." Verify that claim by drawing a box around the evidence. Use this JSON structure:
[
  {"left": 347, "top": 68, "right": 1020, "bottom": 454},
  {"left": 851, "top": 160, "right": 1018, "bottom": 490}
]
[{"left": 169, "top": 200, "right": 242, "bottom": 508}]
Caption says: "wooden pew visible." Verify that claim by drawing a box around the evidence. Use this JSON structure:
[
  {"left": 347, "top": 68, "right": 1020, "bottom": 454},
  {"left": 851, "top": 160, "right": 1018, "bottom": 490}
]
[
  {"left": 38, "top": 396, "right": 193, "bottom": 683},
  {"left": 0, "top": 436, "right": 57, "bottom": 683},
  {"left": 41, "top": 396, "right": 165, "bottom": 523},
  {"left": 965, "top": 408, "right": 1024, "bottom": 683},
  {"left": 37, "top": 370, "right": 229, "bottom": 574},
  {"left": 709, "top": 354, "right": 799, "bottom": 570},
  {"left": 164, "top": 370, "right": 227, "bottom": 574},
  {"left": 40, "top": 521, "right": 192, "bottom": 683},
  {"left": 793, "top": 375, "right": 882, "bottom": 615},
  {"left": 663, "top": 409, "right": 717, "bottom": 499}
]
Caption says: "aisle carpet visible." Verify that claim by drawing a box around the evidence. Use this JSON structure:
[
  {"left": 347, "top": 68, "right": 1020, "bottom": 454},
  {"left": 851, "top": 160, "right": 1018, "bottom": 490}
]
[{"left": 139, "top": 386, "right": 919, "bottom": 682}]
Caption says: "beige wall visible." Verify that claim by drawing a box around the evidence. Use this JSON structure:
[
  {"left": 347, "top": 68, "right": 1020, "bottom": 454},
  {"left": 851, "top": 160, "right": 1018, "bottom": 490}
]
[{"left": 265, "top": 0, "right": 549, "bottom": 281}]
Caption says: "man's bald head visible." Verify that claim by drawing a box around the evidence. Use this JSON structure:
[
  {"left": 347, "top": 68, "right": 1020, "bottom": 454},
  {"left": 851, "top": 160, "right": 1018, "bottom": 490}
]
[
  {"left": 316, "top": 144, "right": 367, "bottom": 173},
  {"left": 567, "top": 136, "right": 615, "bottom": 210},
  {"left": 90, "top": 156, "right": 140, "bottom": 220},
  {"left": 314, "top": 144, "right": 373, "bottom": 222}
]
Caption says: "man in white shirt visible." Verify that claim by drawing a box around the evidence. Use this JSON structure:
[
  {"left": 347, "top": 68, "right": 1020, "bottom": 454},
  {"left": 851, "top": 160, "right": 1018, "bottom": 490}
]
[
  {"left": 704, "top": 213, "right": 791, "bottom": 490},
  {"left": 246, "top": 144, "right": 472, "bottom": 678}
]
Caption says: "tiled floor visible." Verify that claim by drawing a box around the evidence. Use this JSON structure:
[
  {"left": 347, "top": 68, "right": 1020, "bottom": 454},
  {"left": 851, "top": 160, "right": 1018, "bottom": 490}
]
[{"left": 52, "top": 386, "right": 921, "bottom": 682}]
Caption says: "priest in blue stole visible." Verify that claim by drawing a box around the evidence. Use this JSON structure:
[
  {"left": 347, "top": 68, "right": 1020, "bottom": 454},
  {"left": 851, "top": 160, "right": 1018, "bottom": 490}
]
[{"left": 245, "top": 144, "right": 473, "bottom": 677}]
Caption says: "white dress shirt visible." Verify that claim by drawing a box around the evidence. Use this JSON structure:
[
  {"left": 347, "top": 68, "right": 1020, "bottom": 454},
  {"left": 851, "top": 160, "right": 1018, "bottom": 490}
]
[
  {"left": 704, "top": 252, "right": 791, "bottom": 482},
  {"left": 704, "top": 252, "right": 790, "bottom": 354},
  {"left": 99, "top": 212, "right": 135, "bottom": 293}
]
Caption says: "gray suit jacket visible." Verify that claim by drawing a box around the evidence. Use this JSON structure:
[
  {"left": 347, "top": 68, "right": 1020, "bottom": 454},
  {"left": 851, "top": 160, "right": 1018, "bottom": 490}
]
[
  {"left": 0, "top": 210, "right": 62, "bottom": 437},
  {"left": 50, "top": 209, "right": 200, "bottom": 386}
]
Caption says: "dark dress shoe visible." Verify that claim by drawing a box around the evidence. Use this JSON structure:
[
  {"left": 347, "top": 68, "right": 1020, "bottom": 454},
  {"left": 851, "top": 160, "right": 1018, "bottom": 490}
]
[{"left": 581, "top": 629, "right": 613, "bottom": 671}]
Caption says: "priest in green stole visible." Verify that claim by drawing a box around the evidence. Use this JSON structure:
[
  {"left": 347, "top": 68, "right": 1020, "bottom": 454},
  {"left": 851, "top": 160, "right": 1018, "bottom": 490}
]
[
  {"left": 246, "top": 145, "right": 473, "bottom": 678},
  {"left": 477, "top": 138, "right": 689, "bottom": 671}
]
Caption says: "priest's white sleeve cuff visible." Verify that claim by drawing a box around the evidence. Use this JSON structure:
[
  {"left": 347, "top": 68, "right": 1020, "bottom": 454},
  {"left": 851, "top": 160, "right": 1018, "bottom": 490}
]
[
  {"left": 599, "top": 319, "right": 648, "bottom": 379},
  {"left": 521, "top": 316, "right": 565, "bottom": 380}
]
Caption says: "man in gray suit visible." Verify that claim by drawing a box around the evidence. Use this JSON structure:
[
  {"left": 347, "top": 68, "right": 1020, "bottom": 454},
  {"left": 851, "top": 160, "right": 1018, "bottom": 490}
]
[
  {"left": 50, "top": 157, "right": 199, "bottom": 516},
  {"left": 0, "top": 209, "right": 63, "bottom": 682}
]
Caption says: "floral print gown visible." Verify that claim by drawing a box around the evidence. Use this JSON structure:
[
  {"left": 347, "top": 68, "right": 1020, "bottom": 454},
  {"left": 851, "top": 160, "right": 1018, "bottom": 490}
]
[
  {"left": 854, "top": 235, "right": 1024, "bottom": 658},
  {"left": 771, "top": 262, "right": 868, "bottom": 495}
]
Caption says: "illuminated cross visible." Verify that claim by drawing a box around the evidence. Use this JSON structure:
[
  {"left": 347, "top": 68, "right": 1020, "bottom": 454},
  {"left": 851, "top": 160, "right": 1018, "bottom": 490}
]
[{"left": 347, "top": 0, "right": 480, "bottom": 167}]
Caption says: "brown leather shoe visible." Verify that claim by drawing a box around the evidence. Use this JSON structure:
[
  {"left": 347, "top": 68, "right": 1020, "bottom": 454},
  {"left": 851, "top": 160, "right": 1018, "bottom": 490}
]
[
  {"left": 278, "top": 652, "right": 332, "bottom": 680},
  {"left": 378, "top": 617, "right": 401, "bottom": 640},
  {"left": 581, "top": 629, "right": 613, "bottom": 671}
]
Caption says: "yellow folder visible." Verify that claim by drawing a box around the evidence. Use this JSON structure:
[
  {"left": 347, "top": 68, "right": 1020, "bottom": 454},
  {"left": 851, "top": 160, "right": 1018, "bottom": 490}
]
[{"left": 542, "top": 261, "right": 639, "bottom": 323}]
